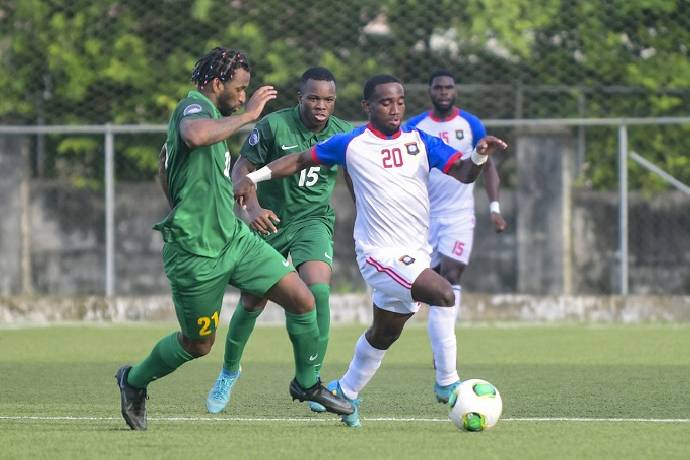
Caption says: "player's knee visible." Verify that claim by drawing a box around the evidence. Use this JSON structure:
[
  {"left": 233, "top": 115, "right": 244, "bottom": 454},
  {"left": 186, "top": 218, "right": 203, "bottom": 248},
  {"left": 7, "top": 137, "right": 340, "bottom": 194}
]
[
  {"left": 181, "top": 336, "right": 214, "bottom": 358},
  {"left": 366, "top": 328, "right": 401, "bottom": 350},
  {"left": 437, "top": 286, "right": 455, "bottom": 307},
  {"left": 291, "top": 290, "right": 315, "bottom": 314}
]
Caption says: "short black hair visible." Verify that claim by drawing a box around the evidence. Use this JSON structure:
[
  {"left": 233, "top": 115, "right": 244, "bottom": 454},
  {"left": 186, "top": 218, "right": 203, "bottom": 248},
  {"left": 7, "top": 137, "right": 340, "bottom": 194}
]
[
  {"left": 299, "top": 67, "right": 336, "bottom": 91},
  {"left": 428, "top": 69, "right": 455, "bottom": 86},
  {"left": 191, "top": 47, "right": 250, "bottom": 87},
  {"left": 363, "top": 74, "right": 402, "bottom": 101}
]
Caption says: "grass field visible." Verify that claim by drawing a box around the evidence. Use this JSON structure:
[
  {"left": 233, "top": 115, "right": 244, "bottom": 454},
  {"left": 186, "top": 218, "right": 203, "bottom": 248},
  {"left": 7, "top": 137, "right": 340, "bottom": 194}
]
[{"left": 1, "top": 322, "right": 689, "bottom": 459}]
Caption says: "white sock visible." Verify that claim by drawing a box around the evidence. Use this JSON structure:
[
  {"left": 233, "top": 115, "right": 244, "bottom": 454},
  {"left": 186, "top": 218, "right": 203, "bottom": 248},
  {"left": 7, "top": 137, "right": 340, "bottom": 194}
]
[
  {"left": 339, "top": 334, "right": 386, "bottom": 400},
  {"left": 428, "top": 285, "right": 461, "bottom": 386}
]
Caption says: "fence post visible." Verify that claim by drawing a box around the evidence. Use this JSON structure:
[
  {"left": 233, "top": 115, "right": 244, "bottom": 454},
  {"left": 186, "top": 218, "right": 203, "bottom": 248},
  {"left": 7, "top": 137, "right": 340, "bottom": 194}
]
[
  {"left": 105, "top": 126, "right": 115, "bottom": 297},
  {"left": 617, "top": 124, "right": 629, "bottom": 295}
]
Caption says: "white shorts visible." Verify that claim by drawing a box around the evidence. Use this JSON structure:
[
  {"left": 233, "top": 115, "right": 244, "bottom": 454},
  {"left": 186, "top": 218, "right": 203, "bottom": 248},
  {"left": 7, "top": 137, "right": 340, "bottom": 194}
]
[
  {"left": 429, "top": 211, "right": 475, "bottom": 268},
  {"left": 357, "top": 247, "right": 431, "bottom": 315}
]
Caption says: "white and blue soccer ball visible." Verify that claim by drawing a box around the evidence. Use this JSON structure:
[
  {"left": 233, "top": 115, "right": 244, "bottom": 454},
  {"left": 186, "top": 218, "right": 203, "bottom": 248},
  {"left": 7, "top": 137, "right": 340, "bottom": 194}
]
[{"left": 448, "top": 379, "right": 503, "bottom": 432}]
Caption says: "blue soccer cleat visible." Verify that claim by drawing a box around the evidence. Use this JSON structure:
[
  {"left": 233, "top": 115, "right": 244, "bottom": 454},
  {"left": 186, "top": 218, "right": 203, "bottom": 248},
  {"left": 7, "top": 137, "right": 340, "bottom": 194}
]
[
  {"left": 327, "top": 380, "right": 361, "bottom": 428},
  {"left": 206, "top": 368, "right": 241, "bottom": 414},
  {"left": 434, "top": 380, "right": 461, "bottom": 404},
  {"left": 308, "top": 400, "right": 327, "bottom": 413}
]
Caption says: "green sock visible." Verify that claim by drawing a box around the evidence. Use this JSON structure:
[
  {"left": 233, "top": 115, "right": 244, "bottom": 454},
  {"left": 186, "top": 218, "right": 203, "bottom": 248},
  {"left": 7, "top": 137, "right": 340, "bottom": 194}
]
[
  {"left": 285, "top": 309, "right": 319, "bottom": 389},
  {"left": 127, "top": 332, "right": 193, "bottom": 389},
  {"left": 309, "top": 283, "right": 331, "bottom": 376},
  {"left": 223, "top": 301, "right": 261, "bottom": 372}
]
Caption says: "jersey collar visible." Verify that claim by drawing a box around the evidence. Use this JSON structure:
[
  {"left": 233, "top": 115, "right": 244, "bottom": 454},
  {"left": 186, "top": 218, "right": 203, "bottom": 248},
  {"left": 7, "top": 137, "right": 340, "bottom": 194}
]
[
  {"left": 367, "top": 123, "right": 402, "bottom": 139},
  {"left": 428, "top": 107, "right": 460, "bottom": 122}
]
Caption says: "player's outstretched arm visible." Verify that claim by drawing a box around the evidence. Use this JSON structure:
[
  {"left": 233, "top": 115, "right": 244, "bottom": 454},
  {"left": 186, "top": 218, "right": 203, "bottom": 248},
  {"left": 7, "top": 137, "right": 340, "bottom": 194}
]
[
  {"left": 233, "top": 150, "right": 317, "bottom": 208},
  {"left": 446, "top": 135, "right": 508, "bottom": 184},
  {"left": 180, "top": 86, "right": 278, "bottom": 148},
  {"left": 231, "top": 156, "right": 281, "bottom": 234},
  {"left": 483, "top": 157, "right": 507, "bottom": 233}
]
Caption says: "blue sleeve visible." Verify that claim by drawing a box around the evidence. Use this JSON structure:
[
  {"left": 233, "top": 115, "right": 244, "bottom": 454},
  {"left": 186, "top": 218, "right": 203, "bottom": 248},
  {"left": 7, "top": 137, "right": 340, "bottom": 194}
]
[
  {"left": 418, "top": 129, "right": 462, "bottom": 172},
  {"left": 312, "top": 131, "right": 355, "bottom": 166},
  {"left": 461, "top": 111, "right": 486, "bottom": 149}
]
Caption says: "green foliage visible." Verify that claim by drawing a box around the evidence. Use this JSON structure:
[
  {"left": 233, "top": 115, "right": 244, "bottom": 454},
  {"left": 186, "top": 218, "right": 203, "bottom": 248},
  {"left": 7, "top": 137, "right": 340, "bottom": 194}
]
[{"left": 0, "top": 0, "right": 688, "bottom": 190}]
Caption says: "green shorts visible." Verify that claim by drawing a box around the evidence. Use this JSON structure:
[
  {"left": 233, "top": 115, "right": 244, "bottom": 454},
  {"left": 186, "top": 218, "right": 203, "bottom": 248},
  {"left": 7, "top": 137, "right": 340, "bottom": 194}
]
[
  {"left": 162, "top": 224, "right": 293, "bottom": 339},
  {"left": 264, "top": 218, "right": 334, "bottom": 269}
]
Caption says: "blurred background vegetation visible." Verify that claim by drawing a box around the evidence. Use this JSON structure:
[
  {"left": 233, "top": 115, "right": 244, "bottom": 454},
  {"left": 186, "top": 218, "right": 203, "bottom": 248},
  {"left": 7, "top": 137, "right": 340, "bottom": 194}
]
[{"left": 1, "top": 0, "right": 688, "bottom": 189}]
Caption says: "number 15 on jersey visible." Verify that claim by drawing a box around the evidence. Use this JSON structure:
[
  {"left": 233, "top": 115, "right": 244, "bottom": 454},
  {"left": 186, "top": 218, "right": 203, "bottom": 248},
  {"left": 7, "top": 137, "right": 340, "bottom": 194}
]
[{"left": 298, "top": 166, "right": 320, "bottom": 187}]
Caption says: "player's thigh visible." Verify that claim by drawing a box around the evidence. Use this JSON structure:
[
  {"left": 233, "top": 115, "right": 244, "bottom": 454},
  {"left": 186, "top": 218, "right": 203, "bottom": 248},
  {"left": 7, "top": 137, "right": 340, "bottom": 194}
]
[
  {"left": 289, "top": 220, "right": 335, "bottom": 271},
  {"left": 410, "top": 268, "right": 455, "bottom": 307},
  {"left": 228, "top": 225, "right": 295, "bottom": 299},
  {"left": 163, "top": 243, "right": 229, "bottom": 340},
  {"left": 366, "top": 306, "right": 414, "bottom": 349},
  {"left": 357, "top": 247, "right": 430, "bottom": 315},
  {"left": 431, "top": 213, "right": 475, "bottom": 268}
]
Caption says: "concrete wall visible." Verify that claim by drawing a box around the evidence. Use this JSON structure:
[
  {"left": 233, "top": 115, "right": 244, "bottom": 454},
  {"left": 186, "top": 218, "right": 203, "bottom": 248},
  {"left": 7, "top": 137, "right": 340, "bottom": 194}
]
[{"left": 1, "top": 133, "right": 689, "bottom": 296}]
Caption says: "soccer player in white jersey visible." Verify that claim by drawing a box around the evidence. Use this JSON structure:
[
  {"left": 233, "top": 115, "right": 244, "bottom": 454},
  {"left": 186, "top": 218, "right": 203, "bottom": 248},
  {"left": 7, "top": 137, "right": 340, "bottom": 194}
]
[
  {"left": 404, "top": 70, "right": 506, "bottom": 404},
  {"left": 234, "top": 75, "right": 507, "bottom": 428}
]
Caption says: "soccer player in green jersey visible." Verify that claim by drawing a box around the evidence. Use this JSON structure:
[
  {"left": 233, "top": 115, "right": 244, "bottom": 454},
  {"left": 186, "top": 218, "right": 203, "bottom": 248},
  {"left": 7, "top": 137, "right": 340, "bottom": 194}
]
[
  {"left": 206, "top": 67, "right": 353, "bottom": 414},
  {"left": 114, "top": 48, "right": 352, "bottom": 431}
]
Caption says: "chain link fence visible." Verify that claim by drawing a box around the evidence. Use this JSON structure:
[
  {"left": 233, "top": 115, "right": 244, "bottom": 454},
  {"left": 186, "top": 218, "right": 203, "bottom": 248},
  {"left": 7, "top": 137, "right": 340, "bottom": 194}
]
[{"left": 0, "top": 0, "right": 688, "bottom": 296}]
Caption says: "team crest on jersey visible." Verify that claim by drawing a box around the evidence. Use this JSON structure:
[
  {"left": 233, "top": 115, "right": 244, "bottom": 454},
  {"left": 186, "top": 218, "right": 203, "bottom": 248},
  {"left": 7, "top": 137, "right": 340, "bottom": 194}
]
[
  {"left": 183, "top": 104, "right": 202, "bottom": 116},
  {"left": 455, "top": 129, "right": 464, "bottom": 140},
  {"left": 398, "top": 255, "right": 416, "bottom": 266},
  {"left": 248, "top": 128, "right": 260, "bottom": 146},
  {"left": 405, "top": 142, "right": 420, "bottom": 155}
]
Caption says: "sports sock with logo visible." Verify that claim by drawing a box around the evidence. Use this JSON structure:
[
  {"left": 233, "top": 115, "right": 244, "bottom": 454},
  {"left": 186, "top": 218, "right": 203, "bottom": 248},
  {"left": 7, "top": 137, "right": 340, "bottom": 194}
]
[
  {"left": 339, "top": 334, "right": 386, "bottom": 400},
  {"left": 285, "top": 309, "right": 320, "bottom": 389},
  {"left": 223, "top": 300, "right": 262, "bottom": 372},
  {"left": 309, "top": 283, "right": 331, "bottom": 376},
  {"left": 127, "top": 331, "right": 194, "bottom": 389},
  {"left": 428, "top": 284, "right": 461, "bottom": 386}
]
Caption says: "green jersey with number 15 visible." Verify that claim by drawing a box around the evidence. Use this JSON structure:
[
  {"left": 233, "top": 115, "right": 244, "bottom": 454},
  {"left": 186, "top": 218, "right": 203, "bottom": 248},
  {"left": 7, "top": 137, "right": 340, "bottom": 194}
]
[
  {"left": 153, "top": 90, "right": 238, "bottom": 258},
  {"left": 241, "top": 105, "right": 353, "bottom": 226}
]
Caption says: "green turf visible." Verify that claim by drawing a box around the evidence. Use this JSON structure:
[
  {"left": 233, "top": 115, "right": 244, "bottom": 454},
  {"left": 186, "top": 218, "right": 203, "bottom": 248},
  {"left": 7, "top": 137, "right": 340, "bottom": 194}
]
[{"left": 1, "top": 323, "right": 689, "bottom": 459}]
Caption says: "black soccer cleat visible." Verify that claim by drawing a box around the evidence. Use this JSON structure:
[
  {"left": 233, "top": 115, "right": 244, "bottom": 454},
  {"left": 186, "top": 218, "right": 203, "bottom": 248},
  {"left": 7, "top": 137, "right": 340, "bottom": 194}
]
[
  {"left": 289, "top": 378, "right": 354, "bottom": 416},
  {"left": 115, "top": 365, "right": 148, "bottom": 431}
]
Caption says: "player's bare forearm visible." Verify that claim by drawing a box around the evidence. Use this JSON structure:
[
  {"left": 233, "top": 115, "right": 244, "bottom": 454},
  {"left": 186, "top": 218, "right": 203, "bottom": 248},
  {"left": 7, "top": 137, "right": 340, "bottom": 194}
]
[
  {"left": 484, "top": 157, "right": 501, "bottom": 202},
  {"left": 446, "top": 136, "right": 508, "bottom": 184},
  {"left": 447, "top": 159, "right": 484, "bottom": 184},
  {"left": 158, "top": 145, "right": 172, "bottom": 207},
  {"left": 180, "top": 114, "right": 255, "bottom": 149},
  {"left": 233, "top": 150, "right": 316, "bottom": 207}
]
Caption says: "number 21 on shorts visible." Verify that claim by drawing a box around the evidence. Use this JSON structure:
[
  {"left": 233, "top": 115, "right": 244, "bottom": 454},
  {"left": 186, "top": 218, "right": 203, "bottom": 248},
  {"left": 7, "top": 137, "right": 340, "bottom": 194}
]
[{"left": 197, "top": 311, "right": 220, "bottom": 336}]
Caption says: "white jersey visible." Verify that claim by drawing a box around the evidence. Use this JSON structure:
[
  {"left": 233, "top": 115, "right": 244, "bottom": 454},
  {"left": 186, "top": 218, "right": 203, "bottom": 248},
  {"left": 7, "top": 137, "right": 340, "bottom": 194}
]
[
  {"left": 312, "top": 123, "right": 461, "bottom": 253},
  {"left": 405, "top": 108, "right": 486, "bottom": 215}
]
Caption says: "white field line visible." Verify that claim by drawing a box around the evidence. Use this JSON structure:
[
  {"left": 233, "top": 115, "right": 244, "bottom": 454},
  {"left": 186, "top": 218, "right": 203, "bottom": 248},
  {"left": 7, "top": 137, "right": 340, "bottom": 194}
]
[{"left": 0, "top": 415, "right": 688, "bottom": 424}]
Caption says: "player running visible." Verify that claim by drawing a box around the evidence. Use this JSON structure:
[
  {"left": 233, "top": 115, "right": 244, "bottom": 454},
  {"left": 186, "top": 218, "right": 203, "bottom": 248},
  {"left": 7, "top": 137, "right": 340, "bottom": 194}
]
[
  {"left": 206, "top": 67, "right": 353, "bottom": 414},
  {"left": 114, "top": 48, "right": 352, "bottom": 431},
  {"left": 233, "top": 74, "right": 507, "bottom": 428},
  {"left": 404, "top": 69, "right": 506, "bottom": 404}
]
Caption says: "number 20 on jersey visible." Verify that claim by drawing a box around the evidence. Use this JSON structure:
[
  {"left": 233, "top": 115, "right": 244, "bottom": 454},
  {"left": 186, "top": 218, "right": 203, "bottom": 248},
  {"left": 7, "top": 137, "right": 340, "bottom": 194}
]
[{"left": 381, "top": 148, "right": 404, "bottom": 168}]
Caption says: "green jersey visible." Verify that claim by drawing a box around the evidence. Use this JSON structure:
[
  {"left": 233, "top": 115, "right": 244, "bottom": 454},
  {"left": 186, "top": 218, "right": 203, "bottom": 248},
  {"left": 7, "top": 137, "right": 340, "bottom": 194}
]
[
  {"left": 240, "top": 105, "right": 353, "bottom": 225},
  {"left": 154, "top": 90, "right": 238, "bottom": 258}
]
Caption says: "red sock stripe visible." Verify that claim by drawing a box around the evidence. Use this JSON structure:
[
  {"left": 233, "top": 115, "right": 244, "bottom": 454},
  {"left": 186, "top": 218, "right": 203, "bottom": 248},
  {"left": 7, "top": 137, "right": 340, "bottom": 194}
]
[{"left": 365, "top": 257, "right": 413, "bottom": 289}]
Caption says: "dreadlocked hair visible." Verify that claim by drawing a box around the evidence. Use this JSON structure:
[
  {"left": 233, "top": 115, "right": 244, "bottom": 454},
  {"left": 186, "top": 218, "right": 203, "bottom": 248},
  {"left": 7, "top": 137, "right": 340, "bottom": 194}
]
[{"left": 191, "top": 47, "right": 250, "bottom": 88}]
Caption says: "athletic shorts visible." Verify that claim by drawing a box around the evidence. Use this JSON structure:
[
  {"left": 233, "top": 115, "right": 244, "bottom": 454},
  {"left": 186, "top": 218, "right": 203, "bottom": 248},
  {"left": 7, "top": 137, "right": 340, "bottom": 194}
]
[
  {"left": 264, "top": 218, "right": 334, "bottom": 269},
  {"left": 356, "top": 247, "right": 431, "bottom": 315},
  {"left": 162, "top": 224, "right": 293, "bottom": 339},
  {"left": 429, "top": 211, "right": 476, "bottom": 268}
]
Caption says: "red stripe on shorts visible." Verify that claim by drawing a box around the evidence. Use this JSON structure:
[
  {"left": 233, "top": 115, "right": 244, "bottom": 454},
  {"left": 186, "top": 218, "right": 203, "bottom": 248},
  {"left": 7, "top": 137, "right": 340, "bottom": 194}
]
[{"left": 365, "top": 257, "right": 413, "bottom": 289}]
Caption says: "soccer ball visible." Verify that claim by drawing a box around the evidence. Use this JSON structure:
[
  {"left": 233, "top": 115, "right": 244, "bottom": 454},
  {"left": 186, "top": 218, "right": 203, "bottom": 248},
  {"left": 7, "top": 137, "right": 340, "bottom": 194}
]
[{"left": 448, "top": 379, "right": 502, "bottom": 431}]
